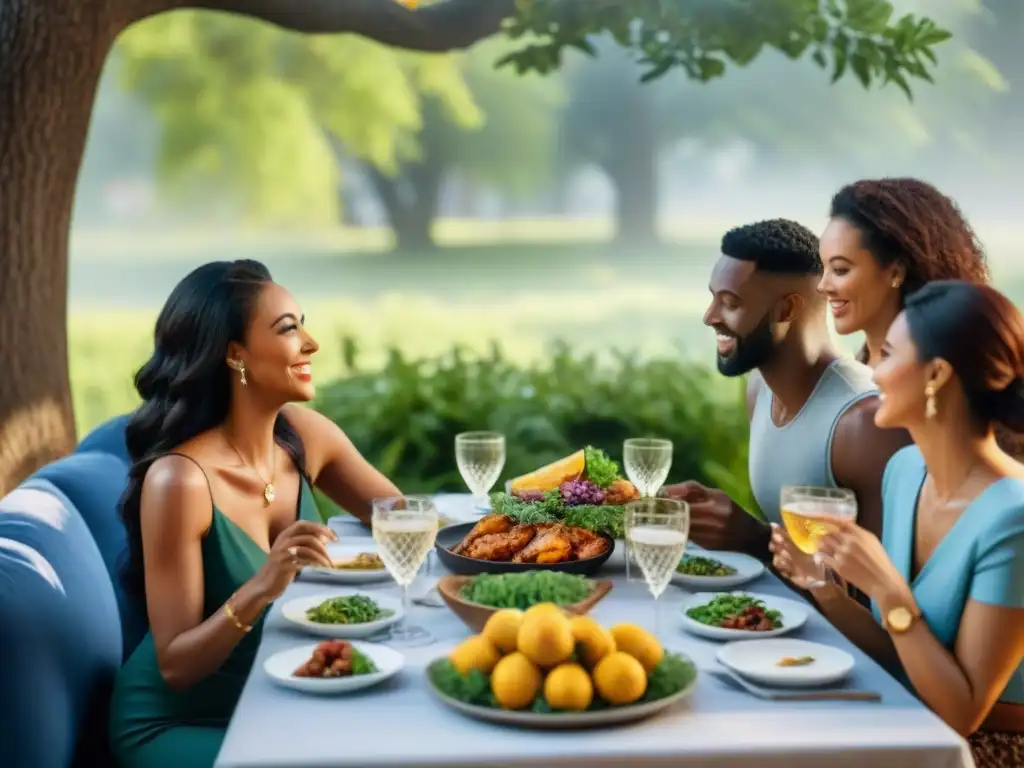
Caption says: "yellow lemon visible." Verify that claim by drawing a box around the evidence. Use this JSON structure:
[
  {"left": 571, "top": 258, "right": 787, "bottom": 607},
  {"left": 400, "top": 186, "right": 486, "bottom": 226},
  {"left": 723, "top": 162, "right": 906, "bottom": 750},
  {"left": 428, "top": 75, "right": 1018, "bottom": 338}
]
[
  {"left": 517, "top": 607, "right": 575, "bottom": 667},
  {"left": 490, "top": 651, "right": 543, "bottom": 710},
  {"left": 593, "top": 651, "right": 647, "bottom": 705},
  {"left": 448, "top": 635, "right": 500, "bottom": 677},
  {"left": 543, "top": 662, "right": 594, "bottom": 711},
  {"left": 569, "top": 615, "right": 616, "bottom": 669},
  {"left": 523, "top": 602, "right": 565, "bottom": 620},
  {"left": 610, "top": 623, "right": 664, "bottom": 673},
  {"left": 482, "top": 609, "right": 524, "bottom": 654}
]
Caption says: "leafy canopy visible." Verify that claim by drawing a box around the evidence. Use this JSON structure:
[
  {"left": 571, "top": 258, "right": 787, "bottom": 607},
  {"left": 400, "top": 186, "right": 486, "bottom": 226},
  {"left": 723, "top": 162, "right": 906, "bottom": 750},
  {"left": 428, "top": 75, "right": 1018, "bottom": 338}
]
[{"left": 501, "top": 0, "right": 952, "bottom": 97}]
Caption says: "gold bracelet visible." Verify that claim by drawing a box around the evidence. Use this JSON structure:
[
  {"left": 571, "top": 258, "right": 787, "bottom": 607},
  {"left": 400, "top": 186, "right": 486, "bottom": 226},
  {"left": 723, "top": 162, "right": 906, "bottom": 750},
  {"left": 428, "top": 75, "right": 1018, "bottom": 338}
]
[{"left": 224, "top": 593, "right": 253, "bottom": 633}]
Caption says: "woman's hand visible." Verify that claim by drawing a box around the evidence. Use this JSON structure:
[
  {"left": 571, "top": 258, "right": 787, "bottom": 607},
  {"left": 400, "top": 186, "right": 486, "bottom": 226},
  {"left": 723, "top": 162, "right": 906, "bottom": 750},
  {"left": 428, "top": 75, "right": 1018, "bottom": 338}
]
[
  {"left": 817, "top": 518, "right": 909, "bottom": 603},
  {"left": 253, "top": 520, "right": 337, "bottom": 601},
  {"left": 769, "top": 524, "right": 821, "bottom": 589}
]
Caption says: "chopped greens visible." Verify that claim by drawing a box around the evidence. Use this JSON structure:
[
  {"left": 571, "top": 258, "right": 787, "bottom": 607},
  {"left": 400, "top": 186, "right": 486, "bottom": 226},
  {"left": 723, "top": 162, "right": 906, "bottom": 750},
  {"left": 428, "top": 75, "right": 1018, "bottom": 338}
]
[
  {"left": 305, "top": 594, "right": 394, "bottom": 625},
  {"left": 460, "top": 572, "right": 594, "bottom": 610},
  {"left": 490, "top": 490, "right": 625, "bottom": 539}
]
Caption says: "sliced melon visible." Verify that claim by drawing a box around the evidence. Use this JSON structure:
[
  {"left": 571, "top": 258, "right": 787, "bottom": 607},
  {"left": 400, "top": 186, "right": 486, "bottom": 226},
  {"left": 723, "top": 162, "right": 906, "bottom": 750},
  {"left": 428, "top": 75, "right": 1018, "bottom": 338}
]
[{"left": 509, "top": 449, "right": 586, "bottom": 493}]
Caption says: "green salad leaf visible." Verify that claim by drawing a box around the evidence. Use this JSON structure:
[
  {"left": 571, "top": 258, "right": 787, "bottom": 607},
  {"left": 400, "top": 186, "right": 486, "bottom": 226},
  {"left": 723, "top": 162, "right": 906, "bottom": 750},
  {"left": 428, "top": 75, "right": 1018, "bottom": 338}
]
[
  {"left": 305, "top": 595, "right": 394, "bottom": 625},
  {"left": 351, "top": 648, "right": 379, "bottom": 676},
  {"left": 584, "top": 446, "right": 620, "bottom": 489}
]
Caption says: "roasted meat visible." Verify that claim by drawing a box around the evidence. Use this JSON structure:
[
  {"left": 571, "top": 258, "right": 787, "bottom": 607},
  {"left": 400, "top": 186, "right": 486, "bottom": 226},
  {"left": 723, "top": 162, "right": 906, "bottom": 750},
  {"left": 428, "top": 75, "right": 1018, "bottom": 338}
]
[
  {"left": 513, "top": 524, "right": 574, "bottom": 564},
  {"left": 567, "top": 526, "right": 611, "bottom": 560},
  {"left": 464, "top": 524, "right": 538, "bottom": 561},
  {"left": 452, "top": 514, "right": 514, "bottom": 555},
  {"left": 604, "top": 478, "right": 641, "bottom": 506}
]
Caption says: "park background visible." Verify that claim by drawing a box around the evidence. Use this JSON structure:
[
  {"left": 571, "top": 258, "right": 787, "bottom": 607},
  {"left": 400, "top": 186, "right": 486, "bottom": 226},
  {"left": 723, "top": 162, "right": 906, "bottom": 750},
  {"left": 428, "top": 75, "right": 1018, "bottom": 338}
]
[{"left": 67, "top": 2, "right": 1024, "bottom": 516}]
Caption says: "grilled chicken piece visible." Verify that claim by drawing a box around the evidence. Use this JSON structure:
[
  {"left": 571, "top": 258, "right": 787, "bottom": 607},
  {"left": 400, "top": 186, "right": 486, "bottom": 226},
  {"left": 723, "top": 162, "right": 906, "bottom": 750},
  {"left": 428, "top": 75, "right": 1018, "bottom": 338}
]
[
  {"left": 464, "top": 524, "right": 537, "bottom": 561},
  {"left": 452, "top": 515, "right": 514, "bottom": 555},
  {"left": 513, "top": 524, "right": 573, "bottom": 564},
  {"left": 568, "top": 526, "right": 610, "bottom": 560},
  {"left": 604, "top": 478, "right": 641, "bottom": 506}
]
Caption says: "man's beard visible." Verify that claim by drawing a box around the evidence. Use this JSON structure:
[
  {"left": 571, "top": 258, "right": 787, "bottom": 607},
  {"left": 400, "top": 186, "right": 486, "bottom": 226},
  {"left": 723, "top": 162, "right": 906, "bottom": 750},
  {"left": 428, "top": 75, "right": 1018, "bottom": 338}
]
[{"left": 716, "top": 313, "right": 776, "bottom": 377}]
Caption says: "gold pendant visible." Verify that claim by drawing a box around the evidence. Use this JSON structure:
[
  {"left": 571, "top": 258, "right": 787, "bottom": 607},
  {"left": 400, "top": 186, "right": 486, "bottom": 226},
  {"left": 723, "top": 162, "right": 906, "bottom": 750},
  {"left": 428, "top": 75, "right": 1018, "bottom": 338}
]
[{"left": 263, "top": 483, "right": 276, "bottom": 506}]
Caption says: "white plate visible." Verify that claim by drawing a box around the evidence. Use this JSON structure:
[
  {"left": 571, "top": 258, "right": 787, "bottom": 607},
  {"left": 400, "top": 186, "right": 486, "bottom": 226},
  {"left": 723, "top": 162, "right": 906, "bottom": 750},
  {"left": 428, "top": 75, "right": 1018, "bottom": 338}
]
[
  {"left": 426, "top": 652, "right": 699, "bottom": 729},
  {"left": 717, "top": 638, "right": 854, "bottom": 688},
  {"left": 281, "top": 591, "right": 404, "bottom": 639},
  {"left": 671, "top": 551, "right": 766, "bottom": 590},
  {"left": 264, "top": 641, "right": 404, "bottom": 694},
  {"left": 302, "top": 542, "right": 392, "bottom": 585},
  {"left": 678, "top": 591, "right": 809, "bottom": 641}
]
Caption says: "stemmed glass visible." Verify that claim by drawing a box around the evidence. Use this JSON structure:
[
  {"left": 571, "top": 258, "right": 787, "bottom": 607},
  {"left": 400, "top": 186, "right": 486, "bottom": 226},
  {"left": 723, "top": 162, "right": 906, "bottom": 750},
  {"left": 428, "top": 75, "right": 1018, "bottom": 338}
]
[
  {"left": 779, "top": 485, "right": 857, "bottom": 589},
  {"left": 372, "top": 496, "right": 438, "bottom": 647},
  {"left": 455, "top": 432, "right": 506, "bottom": 510},
  {"left": 626, "top": 498, "right": 690, "bottom": 638},
  {"left": 622, "top": 438, "right": 673, "bottom": 580}
]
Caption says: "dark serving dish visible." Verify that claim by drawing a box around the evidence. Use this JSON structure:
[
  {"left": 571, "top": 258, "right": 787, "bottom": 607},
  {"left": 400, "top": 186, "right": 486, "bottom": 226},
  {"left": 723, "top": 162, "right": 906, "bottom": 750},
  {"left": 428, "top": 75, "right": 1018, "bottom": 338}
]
[{"left": 434, "top": 521, "right": 615, "bottom": 576}]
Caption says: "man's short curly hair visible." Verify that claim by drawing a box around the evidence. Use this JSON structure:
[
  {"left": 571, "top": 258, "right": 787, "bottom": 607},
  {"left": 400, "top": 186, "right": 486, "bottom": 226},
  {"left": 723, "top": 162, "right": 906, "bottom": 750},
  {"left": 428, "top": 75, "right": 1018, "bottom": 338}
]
[
  {"left": 721, "top": 219, "right": 822, "bottom": 276},
  {"left": 829, "top": 178, "right": 989, "bottom": 295}
]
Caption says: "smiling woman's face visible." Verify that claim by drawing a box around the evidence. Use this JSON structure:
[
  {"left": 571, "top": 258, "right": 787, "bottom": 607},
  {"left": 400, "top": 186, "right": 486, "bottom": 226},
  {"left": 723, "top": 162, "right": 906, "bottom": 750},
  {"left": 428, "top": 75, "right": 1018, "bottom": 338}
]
[
  {"left": 818, "top": 217, "right": 903, "bottom": 337},
  {"left": 871, "top": 312, "right": 930, "bottom": 429},
  {"left": 231, "top": 282, "right": 320, "bottom": 403}
]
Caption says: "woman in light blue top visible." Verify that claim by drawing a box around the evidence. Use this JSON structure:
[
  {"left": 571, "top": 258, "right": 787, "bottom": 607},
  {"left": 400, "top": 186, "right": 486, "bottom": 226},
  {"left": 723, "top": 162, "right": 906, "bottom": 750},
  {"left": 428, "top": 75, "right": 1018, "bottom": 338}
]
[{"left": 771, "top": 280, "right": 1024, "bottom": 766}]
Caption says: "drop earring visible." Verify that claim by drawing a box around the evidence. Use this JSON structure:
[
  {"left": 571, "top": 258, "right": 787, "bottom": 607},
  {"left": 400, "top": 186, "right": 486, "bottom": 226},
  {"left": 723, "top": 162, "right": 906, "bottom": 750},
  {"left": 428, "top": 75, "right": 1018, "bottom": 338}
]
[
  {"left": 231, "top": 359, "right": 247, "bottom": 387},
  {"left": 925, "top": 384, "right": 937, "bottom": 420}
]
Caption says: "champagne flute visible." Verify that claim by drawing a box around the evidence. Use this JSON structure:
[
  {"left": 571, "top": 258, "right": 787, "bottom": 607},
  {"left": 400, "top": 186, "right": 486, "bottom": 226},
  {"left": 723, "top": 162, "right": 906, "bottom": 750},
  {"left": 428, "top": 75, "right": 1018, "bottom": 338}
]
[
  {"left": 372, "top": 496, "right": 438, "bottom": 647},
  {"left": 626, "top": 498, "right": 690, "bottom": 638},
  {"left": 623, "top": 438, "right": 673, "bottom": 580},
  {"left": 455, "top": 432, "right": 506, "bottom": 510},
  {"left": 779, "top": 485, "right": 857, "bottom": 589}
]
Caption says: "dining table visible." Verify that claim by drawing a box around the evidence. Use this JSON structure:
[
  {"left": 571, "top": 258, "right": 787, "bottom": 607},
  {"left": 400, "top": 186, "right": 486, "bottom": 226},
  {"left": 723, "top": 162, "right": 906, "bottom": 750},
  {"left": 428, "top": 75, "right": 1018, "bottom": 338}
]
[{"left": 214, "top": 494, "right": 974, "bottom": 768}]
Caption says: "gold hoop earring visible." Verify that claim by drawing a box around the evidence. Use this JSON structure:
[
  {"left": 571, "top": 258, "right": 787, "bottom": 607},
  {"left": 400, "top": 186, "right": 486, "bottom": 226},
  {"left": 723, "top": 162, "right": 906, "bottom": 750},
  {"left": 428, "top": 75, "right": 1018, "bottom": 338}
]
[{"left": 925, "top": 384, "right": 937, "bottom": 420}]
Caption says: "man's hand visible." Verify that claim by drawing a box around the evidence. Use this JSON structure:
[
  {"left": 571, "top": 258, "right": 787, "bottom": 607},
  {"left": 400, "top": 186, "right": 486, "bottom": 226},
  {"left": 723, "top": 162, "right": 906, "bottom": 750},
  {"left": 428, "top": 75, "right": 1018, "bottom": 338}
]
[{"left": 661, "top": 480, "right": 770, "bottom": 557}]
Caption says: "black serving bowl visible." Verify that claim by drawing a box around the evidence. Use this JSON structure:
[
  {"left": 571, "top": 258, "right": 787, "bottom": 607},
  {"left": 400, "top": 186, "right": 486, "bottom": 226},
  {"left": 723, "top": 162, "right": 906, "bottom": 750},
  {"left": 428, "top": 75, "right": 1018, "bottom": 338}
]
[{"left": 434, "top": 521, "right": 615, "bottom": 576}]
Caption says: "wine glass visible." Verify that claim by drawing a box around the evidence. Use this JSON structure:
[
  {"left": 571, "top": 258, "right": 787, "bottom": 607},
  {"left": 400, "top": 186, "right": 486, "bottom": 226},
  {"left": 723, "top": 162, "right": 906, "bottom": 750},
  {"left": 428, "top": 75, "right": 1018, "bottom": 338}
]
[
  {"left": 623, "top": 438, "right": 673, "bottom": 580},
  {"left": 779, "top": 485, "right": 857, "bottom": 589},
  {"left": 372, "top": 496, "right": 439, "bottom": 647},
  {"left": 623, "top": 438, "right": 673, "bottom": 497},
  {"left": 626, "top": 498, "right": 690, "bottom": 638},
  {"left": 455, "top": 432, "right": 506, "bottom": 510}
]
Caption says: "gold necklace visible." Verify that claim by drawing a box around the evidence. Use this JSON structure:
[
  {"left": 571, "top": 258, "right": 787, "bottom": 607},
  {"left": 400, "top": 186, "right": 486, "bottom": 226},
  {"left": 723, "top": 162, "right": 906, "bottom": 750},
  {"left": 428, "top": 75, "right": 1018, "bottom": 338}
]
[{"left": 222, "top": 430, "right": 277, "bottom": 507}]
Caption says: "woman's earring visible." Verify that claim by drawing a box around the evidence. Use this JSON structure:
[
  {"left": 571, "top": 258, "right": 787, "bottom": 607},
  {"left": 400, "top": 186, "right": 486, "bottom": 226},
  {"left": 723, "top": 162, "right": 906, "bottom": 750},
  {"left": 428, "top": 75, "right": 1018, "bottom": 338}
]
[
  {"left": 925, "top": 384, "right": 937, "bottom": 420},
  {"left": 892, "top": 278, "right": 902, "bottom": 289},
  {"left": 231, "top": 359, "right": 247, "bottom": 386}
]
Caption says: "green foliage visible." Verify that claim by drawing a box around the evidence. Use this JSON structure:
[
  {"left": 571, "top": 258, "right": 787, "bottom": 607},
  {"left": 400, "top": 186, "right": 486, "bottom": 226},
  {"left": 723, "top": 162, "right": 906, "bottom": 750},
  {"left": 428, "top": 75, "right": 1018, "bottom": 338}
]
[
  {"left": 311, "top": 341, "right": 754, "bottom": 518},
  {"left": 502, "top": 0, "right": 951, "bottom": 97},
  {"left": 116, "top": 12, "right": 474, "bottom": 224}
]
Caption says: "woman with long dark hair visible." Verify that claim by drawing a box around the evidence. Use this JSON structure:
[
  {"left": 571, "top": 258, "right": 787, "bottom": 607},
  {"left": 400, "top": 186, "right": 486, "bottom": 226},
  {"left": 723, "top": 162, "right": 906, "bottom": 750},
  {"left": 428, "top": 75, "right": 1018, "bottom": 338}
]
[
  {"left": 772, "top": 281, "right": 1024, "bottom": 765},
  {"left": 109, "top": 260, "right": 401, "bottom": 767},
  {"left": 818, "top": 177, "right": 989, "bottom": 367}
]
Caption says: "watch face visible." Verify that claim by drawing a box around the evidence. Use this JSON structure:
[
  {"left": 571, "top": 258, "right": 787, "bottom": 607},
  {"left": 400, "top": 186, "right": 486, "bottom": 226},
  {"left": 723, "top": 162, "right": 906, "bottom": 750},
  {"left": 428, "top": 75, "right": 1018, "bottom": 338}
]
[{"left": 889, "top": 607, "right": 912, "bottom": 631}]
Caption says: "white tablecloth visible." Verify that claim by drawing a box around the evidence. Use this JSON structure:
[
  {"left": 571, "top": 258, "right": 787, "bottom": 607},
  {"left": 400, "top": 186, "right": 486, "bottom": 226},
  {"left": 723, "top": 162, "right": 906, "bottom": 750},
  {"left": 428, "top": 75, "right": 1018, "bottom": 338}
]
[{"left": 215, "top": 495, "right": 973, "bottom": 768}]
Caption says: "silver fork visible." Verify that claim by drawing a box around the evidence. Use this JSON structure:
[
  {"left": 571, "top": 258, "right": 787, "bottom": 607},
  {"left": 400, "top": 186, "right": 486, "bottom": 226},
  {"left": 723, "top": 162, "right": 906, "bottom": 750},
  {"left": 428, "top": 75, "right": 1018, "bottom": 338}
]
[{"left": 700, "top": 665, "right": 882, "bottom": 702}]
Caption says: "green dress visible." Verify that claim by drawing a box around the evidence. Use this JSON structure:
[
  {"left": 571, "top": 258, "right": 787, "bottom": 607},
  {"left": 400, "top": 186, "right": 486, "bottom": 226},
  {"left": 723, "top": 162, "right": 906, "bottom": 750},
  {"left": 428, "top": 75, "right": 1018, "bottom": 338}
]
[{"left": 109, "top": 476, "right": 320, "bottom": 768}]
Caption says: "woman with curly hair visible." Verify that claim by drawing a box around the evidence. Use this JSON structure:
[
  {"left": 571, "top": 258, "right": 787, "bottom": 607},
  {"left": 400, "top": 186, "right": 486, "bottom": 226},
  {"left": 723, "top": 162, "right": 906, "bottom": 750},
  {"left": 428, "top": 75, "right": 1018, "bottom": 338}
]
[
  {"left": 818, "top": 177, "right": 990, "bottom": 368},
  {"left": 108, "top": 260, "right": 401, "bottom": 767}
]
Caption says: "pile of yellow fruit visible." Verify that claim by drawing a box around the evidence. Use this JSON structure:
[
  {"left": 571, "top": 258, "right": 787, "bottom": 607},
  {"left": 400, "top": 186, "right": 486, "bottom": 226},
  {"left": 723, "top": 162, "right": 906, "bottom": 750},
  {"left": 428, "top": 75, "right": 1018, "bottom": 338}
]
[{"left": 448, "top": 603, "right": 665, "bottom": 711}]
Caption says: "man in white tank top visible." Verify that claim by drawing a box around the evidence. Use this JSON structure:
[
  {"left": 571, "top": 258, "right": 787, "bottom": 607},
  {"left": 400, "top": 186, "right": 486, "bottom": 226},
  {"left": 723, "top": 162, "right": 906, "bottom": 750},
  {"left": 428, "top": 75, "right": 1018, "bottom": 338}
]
[{"left": 663, "top": 219, "right": 909, "bottom": 561}]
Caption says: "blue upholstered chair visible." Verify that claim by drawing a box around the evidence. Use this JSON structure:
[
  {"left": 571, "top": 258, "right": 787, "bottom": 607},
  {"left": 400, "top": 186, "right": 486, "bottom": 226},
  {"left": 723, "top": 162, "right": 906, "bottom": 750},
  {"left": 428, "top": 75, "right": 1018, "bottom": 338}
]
[{"left": 0, "top": 415, "right": 140, "bottom": 768}]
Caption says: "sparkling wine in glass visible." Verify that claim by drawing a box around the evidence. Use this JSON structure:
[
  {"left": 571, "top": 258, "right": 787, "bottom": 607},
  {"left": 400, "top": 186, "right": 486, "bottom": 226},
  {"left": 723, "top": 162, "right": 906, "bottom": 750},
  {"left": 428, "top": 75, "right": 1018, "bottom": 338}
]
[
  {"left": 372, "top": 496, "right": 438, "bottom": 647},
  {"left": 455, "top": 432, "right": 506, "bottom": 509},
  {"left": 626, "top": 498, "right": 690, "bottom": 637},
  {"left": 623, "top": 438, "right": 673, "bottom": 580},
  {"left": 779, "top": 485, "right": 857, "bottom": 589}
]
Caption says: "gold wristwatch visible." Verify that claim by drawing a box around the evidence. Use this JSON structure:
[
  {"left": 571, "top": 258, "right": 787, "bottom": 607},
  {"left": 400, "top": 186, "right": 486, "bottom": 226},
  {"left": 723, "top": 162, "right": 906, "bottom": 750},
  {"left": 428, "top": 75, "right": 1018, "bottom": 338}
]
[{"left": 883, "top": 605, "right": 920, "bottom": 634}]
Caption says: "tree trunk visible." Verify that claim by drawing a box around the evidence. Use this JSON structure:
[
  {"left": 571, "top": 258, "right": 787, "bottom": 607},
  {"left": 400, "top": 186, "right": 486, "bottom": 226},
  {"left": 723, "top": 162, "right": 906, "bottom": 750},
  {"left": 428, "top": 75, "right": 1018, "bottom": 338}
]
[
  {"left": 366, "top": 160, "right": 443, "bottom": 252},
  {"left": 0, "top": 2, "right": 116, "bottom": 495},
  {"left": 603, "top": 85, "right": 659, "bottom": 245}
]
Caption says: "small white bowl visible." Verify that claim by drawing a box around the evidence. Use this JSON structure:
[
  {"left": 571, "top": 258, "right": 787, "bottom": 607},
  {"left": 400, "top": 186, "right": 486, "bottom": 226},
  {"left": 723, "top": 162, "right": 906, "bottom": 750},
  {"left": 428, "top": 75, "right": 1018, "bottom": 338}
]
[
  {"left": 717, "top": 638, "right": 855, "bottom": 688},
  {"left": 671, "top": 550, "right": 766, "bottom": 591},
  {"left": 280, "top": 592, "right": 403, "bottom": 639},
  {"left": 678, "top": 591, "right": 809, "bottom": 641},
  {"left": 264, "top": 641, "right": 404, "bottom": 694}
]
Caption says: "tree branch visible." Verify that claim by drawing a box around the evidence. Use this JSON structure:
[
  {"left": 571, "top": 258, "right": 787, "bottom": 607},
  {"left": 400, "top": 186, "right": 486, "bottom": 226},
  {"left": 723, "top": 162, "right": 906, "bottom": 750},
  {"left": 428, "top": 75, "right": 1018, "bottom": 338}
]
[{"left": 160, "top": 0, "right": 517, "bottom": 52}]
